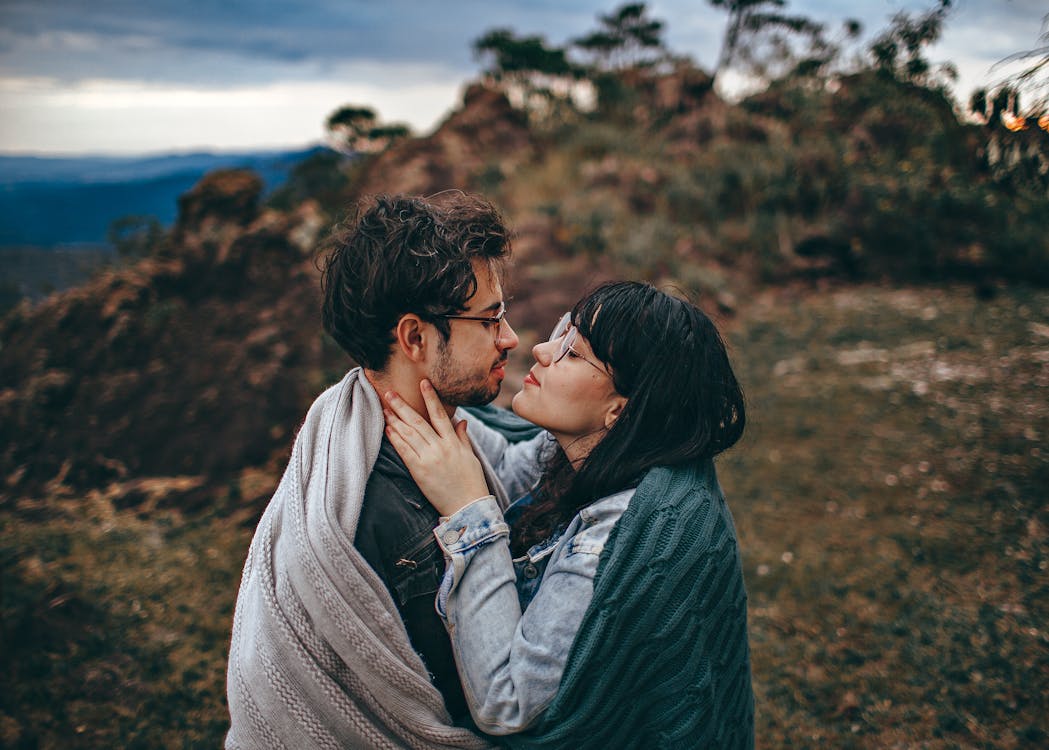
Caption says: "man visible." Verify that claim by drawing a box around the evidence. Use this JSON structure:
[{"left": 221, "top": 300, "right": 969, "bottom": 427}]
[{"left": 226, "top": 193, "right": 536, "bottom": 749}]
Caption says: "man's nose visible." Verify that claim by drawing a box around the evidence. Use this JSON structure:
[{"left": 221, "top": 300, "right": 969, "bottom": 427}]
[{"left": 497, "top": 319, "right": 519, "bottom": 350}]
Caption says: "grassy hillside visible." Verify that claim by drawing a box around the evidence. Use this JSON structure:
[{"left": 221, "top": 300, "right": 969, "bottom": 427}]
[
  {"left": 3, "top": 283, "right": 1045, "bottom": 748},
  {"left": 722, "top": 284, "right": 1048, "bottom": 748},
  {"left": 2, "top": 9, "right": 1047, "bottom": 744}
]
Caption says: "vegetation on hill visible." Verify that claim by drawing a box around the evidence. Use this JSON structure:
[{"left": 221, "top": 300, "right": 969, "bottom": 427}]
[
  {"left": 1, "top": 1, "right": 1047, "bottom": 748},
  {"left": 3, "top": 283, "right": 1046, "bottom": 748},
  {"left": 272, "top": 1, "right": 1048, "bottom": 293}
]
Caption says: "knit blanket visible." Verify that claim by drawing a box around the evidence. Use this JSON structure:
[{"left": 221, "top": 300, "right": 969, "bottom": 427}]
[
  {"left": 225, "top": 369, "right": 494, "bottom": 750},
  {"left": 461, "top": 404, "right": 543, "bottom": 443},
  {"left": 505, "top": 459, "right": 754, "bottom": 750}
]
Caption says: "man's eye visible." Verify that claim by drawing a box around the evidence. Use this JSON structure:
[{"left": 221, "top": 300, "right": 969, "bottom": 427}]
[{"left": 482, "top": 320, "right": 496, "bottom": 329}]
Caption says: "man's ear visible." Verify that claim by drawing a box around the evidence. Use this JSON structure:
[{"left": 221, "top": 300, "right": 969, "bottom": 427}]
[
  {"left": 604, "top": 395, "right": 627, "bottom": 430},
  {"left": 394, "top": 314, "right": 431, "bottom": 363}
]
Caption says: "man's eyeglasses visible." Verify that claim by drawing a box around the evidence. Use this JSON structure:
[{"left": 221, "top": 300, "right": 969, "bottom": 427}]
[
  {"left": 436, "top": 302, "right": 509, "bottom": 337},
  {"left": 549, "top": 312, "right": 608, "bottom": 376}
]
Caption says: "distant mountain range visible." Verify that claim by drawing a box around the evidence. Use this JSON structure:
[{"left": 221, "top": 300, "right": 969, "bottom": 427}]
[{"left": 0, "top": 146, "right": 325, "bottom": 246}]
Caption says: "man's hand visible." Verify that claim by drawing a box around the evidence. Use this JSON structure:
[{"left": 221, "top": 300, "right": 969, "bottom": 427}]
[{"left": 384, "top": 379, "right": 491, "bottom": 517}]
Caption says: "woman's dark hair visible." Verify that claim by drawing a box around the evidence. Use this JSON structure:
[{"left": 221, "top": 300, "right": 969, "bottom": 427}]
[
  {"left": 321, "top": 192, "right": 510, "bottom": 370},
  {"left": 510, "top": 281, "right": 746, "bottom": 554}
]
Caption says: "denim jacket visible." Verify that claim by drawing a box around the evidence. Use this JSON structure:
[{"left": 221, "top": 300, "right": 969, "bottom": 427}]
[
  {"left": 352, "top": 414, "right": 546, "bottom": 723},
  {"left": 433, "top": 479, "right": 635, "bottom": 735},
  {"left": 354, "top": 436, "right": 468, "bottom": 720}
]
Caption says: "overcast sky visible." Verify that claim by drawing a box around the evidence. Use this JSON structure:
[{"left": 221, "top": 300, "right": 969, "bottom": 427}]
[{"left": 0, "top": 0, "right": 1043, "bottom": 155}]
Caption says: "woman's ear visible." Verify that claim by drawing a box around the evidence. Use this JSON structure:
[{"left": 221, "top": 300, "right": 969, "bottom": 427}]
[
  {"left": 604, "top": 395, "right": 627, "bottom": 430},
  {"left": 395, "top": 314, "right": 429, "bottom": 363}
]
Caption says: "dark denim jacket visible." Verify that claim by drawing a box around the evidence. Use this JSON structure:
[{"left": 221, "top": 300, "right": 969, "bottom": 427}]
[{"left": 354, "top": 437, "right": 468, "bottom": 721}]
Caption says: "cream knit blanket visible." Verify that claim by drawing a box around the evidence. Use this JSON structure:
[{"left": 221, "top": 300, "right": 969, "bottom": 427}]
[{"left": 226, "top": 369, "right": 495, "bottom": 749}]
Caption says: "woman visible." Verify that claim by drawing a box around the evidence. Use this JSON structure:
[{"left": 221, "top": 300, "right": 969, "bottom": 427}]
[{"left": 384, "top": 281, "right": 753, "bottom": 749}]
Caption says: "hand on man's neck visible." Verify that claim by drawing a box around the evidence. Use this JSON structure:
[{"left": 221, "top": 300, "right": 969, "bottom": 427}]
[{"left": 364, "top": 367, "right": 456, "bottom": 425}]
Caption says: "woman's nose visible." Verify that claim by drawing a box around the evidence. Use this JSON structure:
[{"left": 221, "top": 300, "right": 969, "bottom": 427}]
[{"left": 532, "top": 339, "right": 555, "bottom": 366}]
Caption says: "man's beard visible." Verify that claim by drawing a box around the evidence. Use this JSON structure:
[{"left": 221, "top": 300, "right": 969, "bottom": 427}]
[{"left": 431, "top": 344, "right": 502, "bottom": 407}]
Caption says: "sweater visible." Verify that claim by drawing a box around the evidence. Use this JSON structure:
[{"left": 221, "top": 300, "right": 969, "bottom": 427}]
[
  {"left": 504, "top": 458, "right": 754, "bottom": 750},
  {"left": 225, "top": 369, "right": 501, "bottom": 750}
]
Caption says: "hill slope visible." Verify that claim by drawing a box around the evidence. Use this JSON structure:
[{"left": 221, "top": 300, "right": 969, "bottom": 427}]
[{"left": 1, "top": 68, "right": 1047, "bottom": 749}]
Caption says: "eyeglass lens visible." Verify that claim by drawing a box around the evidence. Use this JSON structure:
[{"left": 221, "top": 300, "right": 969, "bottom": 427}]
[
  {"left": 549, "top": 312, "right": 571, "bottom": 342},
  {"left": 548, "top": 312, "right": 575, "bottom": 363}
]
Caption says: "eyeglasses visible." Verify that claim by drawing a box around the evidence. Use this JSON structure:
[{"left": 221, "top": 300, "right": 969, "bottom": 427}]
[
  {"left": 436, "top": 301, "right": 509, "bottom": 338},
  {"left": 549, "top": 312, "right": 608, "bottom": 376}
]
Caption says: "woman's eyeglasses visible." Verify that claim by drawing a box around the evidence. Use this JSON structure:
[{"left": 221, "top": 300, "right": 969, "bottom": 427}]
[{"left": 549, "top": 312, "right": 608, "bottom": 375}]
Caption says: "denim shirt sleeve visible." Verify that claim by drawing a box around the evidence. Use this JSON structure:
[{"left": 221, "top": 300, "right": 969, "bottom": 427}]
[
  {"left": 433, "top": 490, "right": 633, "bottom": 735},
  {"left": 458, "top": 411, "right": 551, "bottom": 501}
]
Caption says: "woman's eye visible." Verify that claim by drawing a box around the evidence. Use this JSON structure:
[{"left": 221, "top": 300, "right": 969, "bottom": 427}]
[{"left": 566, "top": 349, "right": 582, "bottom": 359}]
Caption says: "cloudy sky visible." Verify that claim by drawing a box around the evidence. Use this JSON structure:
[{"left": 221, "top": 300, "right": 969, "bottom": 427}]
[{"left": 0, "top": 0, "right": 1043, "bottom": 155}]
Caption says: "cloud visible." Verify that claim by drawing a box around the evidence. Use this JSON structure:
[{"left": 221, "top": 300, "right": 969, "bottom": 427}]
[
  {"left": 0, "top": 0, "right": 1045, "bottom": 153},
  {"left": 0, "top": 66, "right": 464, "bottom": 154},
  {"left": 2, "top": 1, "right": 1041, "bottom": 87},
  {"left": 0, "top": 0, "right": 602, "bottom": 84}
]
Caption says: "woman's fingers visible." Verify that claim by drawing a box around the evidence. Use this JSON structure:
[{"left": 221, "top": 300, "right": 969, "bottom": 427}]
[
  {"left": 420, "top": 379, "right": 456, "bottom": 438},
  {"left": 385, "top": 390, "right": 436, "bottom": 446},
  {"left": 384, "top": 418, "right": 420, "bottom": 460},
  {"left": 382, "top": 387, "right": 490, "bottom": 516},
  {"left": 384, "top": 407, "right": 426, "bottom": 454},
  {"left": 454, "top": 417, "right": 472, "bottom": 447}
]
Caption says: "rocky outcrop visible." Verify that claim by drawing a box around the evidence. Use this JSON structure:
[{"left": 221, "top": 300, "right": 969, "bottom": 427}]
[
  {"left": 355, "top": 84, "right": 536, "bottom": 197},
  {"left": 0, "top": 82, "right": 549, "bottom": 502},
  {"left": 0, "top": 179, "right": 339, "bottom": 497},
  {"left": 0, "top": 68, "right": 738, "bottom": 502}
]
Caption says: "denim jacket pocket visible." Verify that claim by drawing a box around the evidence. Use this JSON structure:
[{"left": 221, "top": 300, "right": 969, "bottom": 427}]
[
  {"left": 391, "top": 532, "right": 443, "bottom": 607},
  {"left": 566, "top": 527, "right": 605, "bottom": 557}
]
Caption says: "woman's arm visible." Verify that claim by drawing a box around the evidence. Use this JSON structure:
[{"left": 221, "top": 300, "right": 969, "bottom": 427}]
[
  {"left": 383, "top": 382, "right": 625, "bottom": 733},
  {"left": 432, "top": 495, "right": 629, "bottom": 735},
  {"left": 458, "top": 410, "right": 551, "bottom": 501}
]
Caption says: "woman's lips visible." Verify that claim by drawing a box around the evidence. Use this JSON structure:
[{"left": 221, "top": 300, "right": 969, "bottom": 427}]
[{"left": 524, "top": 372, "right": 539, "bottom": 387}]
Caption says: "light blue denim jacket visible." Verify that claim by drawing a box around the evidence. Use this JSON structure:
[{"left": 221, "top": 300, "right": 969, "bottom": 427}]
[{"left": 441, "top": 412, "right": 635, "bottom": 736}]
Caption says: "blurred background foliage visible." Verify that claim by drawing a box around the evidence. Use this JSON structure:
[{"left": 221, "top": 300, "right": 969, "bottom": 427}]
[
  {"left": 262, "top": 0, "right": 1048, "bottom": 291},
  {"left": 1, "top": 1, "right": 1047, "bottom": 748}
]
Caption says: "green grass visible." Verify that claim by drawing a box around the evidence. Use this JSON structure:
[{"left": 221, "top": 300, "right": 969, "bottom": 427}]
[
  {"left": 2, "top": 284, "right": 1046, "bottom": 748},
  {"left": 1, "top": 487, "right": 253, "bottom": 748},
  {"left": 719, "top": 285, "right": 1049, "bottom": 748}
]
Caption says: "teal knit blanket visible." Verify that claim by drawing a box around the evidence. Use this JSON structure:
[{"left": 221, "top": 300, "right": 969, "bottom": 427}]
[
  {"left": 462, "top": 404, "right": 543, "bottom": 443},
  {"left": 505, "top": 459, "right": 754, "bottom": 749}
]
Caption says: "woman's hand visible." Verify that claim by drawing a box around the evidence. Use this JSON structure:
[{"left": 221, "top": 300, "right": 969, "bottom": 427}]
[{"left": 384, "top": 379, "right": 491, "bottom": 517}]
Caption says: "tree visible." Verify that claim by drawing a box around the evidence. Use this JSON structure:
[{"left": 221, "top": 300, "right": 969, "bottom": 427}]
[
  {"left": 867, "top": 0, "right": 956, "bottom": 90},
  {"left": 969, "top": 14, "right": 1049, "bottom": 193},
  {"left": 473, "top": 28, "right": 585, "bottom": 119},
  {"left": 573, "top": 3, "right": 668, "bottom": 71},
  {"left": 107, "top": 215, "right": 164, "bottom": 259},
  {"left": 325, "top": 105, "right": 412, "bottom": 154},
  {"left": 991, "top": 13, "right": 1049, "bottom": 117},
  {"left": 325, "top": 106, "right": 376, "bottom": 149},
  {"left": 708, "top": 0, "right": 825, "bottom": 88},
  {"left": 266, "top": 149, "right": 354, "bottom": 215},
  {"left": 473, "top": 28, "right": 578, "bottom": 80}
]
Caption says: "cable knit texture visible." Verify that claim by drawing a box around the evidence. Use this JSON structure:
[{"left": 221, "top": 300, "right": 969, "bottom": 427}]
[
  {"left": 505, "top": 459, "right": 754, "bottom": 750},
  {"left": 225, "top": 369, "right": 496, "bottom": 750}
]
